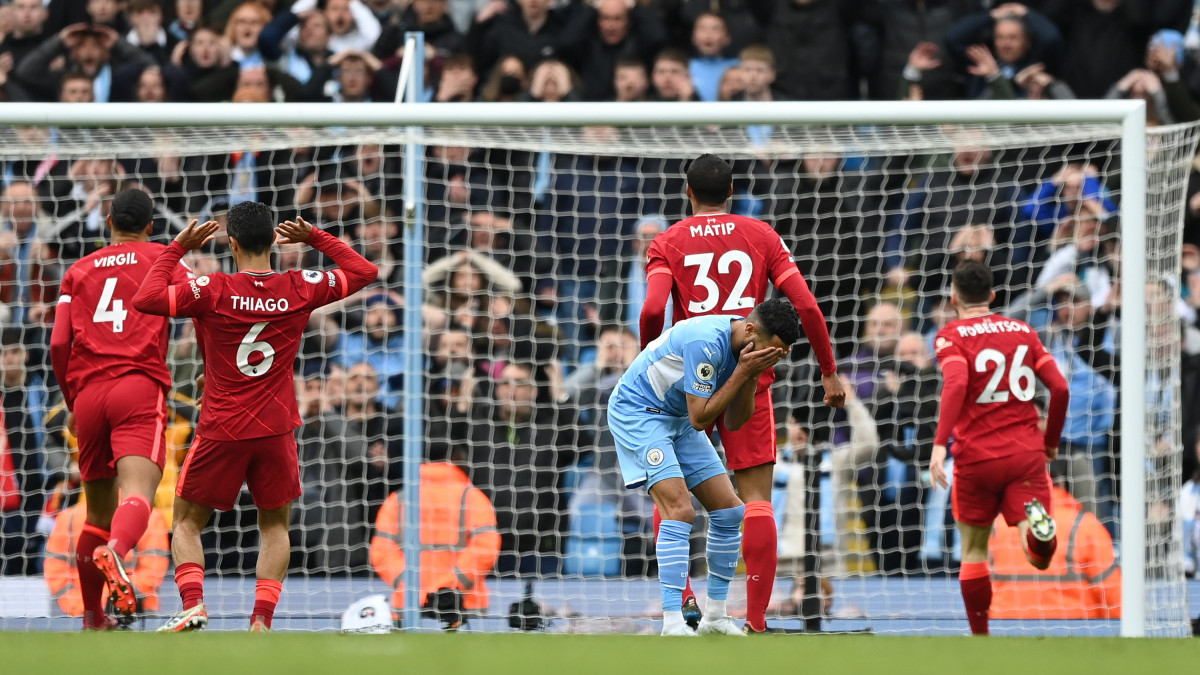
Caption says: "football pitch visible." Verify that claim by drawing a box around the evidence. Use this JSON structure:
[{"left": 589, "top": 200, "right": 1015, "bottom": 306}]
[{"left": 2, "top": 633, "right": 1196, "bottom": 675}]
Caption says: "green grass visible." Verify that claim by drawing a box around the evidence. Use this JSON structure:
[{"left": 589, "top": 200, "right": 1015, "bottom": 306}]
[{"left": 1, "top": 633, "right": 1196, "bottom": 675}]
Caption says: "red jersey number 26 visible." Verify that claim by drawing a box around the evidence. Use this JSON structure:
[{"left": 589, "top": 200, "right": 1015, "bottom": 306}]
[
  {"left": 975, "top": 345, "right": 1036, "bottom": 404},
  {"left": 684, "top": 250, "right": 755, "bottom": 313}
]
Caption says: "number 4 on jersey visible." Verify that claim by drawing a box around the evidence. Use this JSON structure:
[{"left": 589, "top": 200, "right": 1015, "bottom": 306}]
[{"left": 93, "top": 277, "right": 128, "bottom": 333}]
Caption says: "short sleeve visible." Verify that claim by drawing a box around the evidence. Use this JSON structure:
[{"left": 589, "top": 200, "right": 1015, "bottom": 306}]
[
  {"left": 933, "top": 331, "right": 967, "bottom": 371},
  {"left": 296, "top": 269, "right": 348, "bottom": 311},
  {"left": 681, "top": 339, "right": 721, "bottom": 399},
  {"left": 170, "top": 274, "right": 221, "bottom": 318}
]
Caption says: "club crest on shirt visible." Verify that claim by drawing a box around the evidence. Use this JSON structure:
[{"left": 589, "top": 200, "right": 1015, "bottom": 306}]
[
  {"left": 303, "top": 270, "right": 324, "bottom": 284},
  {"left": 646, "top": 448, "right": 665, "bottom": 466},
  {"left": 935, "top": 337, "right": 951, "bottom": 353},
  {"left": 695, "top": 362, "right": 715, "bottom": 381},
  {"left": 195, "top": 275, "right": 211, "bottom": 287}
]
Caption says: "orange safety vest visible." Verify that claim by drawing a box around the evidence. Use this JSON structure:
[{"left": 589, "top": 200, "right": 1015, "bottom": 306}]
[
  {"left": 370, "top": 462, "right": 501, "bottom": 617},
  {"left": 43, "top": 501, "right": 171, "bottom": 616},
  {"left": 989, "top": 486, "right": 1122, "bottom": 619}
]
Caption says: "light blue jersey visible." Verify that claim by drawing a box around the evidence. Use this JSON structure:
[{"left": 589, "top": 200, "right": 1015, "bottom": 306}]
[{"left": 608, "top": 315, "right": 742, "bottom": 490}]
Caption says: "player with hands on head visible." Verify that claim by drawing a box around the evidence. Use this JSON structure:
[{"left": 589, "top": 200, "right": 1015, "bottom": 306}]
[
  {"left": 639, "top": 153, "right": 842, "bottom": 633},
  {"left": 609, "top": 298, "right": 798, "bottom": 636},
  {"left": 133, "top": 205, "right": 377, "bottom": 633},
  {"left": 929, "top": 259, "right": 1070, "bottom": 636}
]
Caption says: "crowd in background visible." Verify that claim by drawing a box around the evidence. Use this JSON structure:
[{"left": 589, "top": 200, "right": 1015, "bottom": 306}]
[{"left": 0, "top": 0, "right": 1199, "bottom": 596}]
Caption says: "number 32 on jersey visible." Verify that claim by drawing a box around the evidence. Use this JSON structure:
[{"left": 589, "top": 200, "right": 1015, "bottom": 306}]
[{"left": 684, "top": 250, "right": 755, "bottom": 313}]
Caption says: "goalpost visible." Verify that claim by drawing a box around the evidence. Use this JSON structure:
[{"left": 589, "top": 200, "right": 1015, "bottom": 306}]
[{"left": 0, "top": 98, "right": 1194, "bottom": 637}]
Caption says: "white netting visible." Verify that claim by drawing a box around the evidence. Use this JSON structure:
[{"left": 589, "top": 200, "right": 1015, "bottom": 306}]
[{"left": 0, "top": 117, "right": 1195, "bottom": 636}]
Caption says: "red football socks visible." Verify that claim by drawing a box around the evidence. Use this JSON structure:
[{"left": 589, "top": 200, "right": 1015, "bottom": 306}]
[
  {"left": 959, "top": 561, "right": 992, "bottom": 635},
  {"left": 1025, "top": 529, "right": 1057, "bottom": 568},
  {"left": 77, "top": 523, "right": 111, "bottom": 629},
  {"left": 175, "top": 562, "right": 205, "bottom": 610},
  {"left": 742, "top": 501, "right": 777, "bottom": 632},
  {"left": 252, "top": 579, "right": 283, "bottom": 629},
  {"left": 108, "top": 494, "right": 151, "bottom": 558},
  {"left": 653, "top": 506, "right": 695, "bottom": 602}
]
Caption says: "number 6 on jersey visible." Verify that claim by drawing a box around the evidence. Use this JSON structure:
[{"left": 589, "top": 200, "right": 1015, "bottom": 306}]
[{"left": 237, "top": 321, "right": 275, "bottom": 377}]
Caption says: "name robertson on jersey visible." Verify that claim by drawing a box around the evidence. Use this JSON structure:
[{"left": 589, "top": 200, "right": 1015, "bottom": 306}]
[
  {"left": 956, "top": 320, "right": 1030, "bottom": 338},
  {"left": 93, "top": 252, "right": 138, "bottom": 267},
  {"left": 230, "top": 295, "right": 290, "bottom": 312}
]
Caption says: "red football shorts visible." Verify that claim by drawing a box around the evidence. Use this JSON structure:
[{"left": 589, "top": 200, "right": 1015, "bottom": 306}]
[
  {"left": 952, "top": 452, "right": 1052, "bottom": 528},
  {"left": 74, "top": 373, "right": 169, "bottom": 483},
  {"left": 176, "top": 432, "right": 300, "bottom": 511},
  {"left": 716, "top": 373, "right": 777, "bottom": 472}
]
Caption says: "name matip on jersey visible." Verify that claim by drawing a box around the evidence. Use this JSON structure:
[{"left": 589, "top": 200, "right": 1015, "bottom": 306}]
[
  {"left": 646, "top": 212, "right": 801, "bottom": 322},
  {"left": 168, "top": 267, "right": 349, "bottom": 441},
  {"left": 56, "top": 241, "right": 192, "bottom": 397},
  {"left": 933, "top": 313, "right": 1055, "bottom": 464}
]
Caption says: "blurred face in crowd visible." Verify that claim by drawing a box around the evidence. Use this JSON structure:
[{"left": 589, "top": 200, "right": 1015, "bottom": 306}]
[
  {"left": 346, "top": 362, "right": 381, "bottom": 409},
  {"left": 326, "top": 0, "right": 356, "bottom": 36},
  {"left": 864, "top": 303, "right": 903, "bottom": 357},
  {"left": 992, "top": 18, "right": 1028, "bottom": 64},
  {"left": 60, "top": 75, "right": 94, "bottom": 102},
  {"left": 517, "top": 0, "right": 551, "bottom": 21},
  {"left": 634, "top": 219, "right": 662, "bottom": 259},
  {"left": 652, "top": 58, "right": 688, "bottom": 99},
  {"left": 1, "top": 345, "right": 26, "bottom": 388},
  {"left": 355, "top": 144, "right": 384, "bottom": 175},
  {"left": 276, "top": 242, "right": 305, "bottom": 270},
  {"left": 953, "top": 144, "right": 991, "bottom": 177},
  {"left": 786, "top": 418, "right": 808, "bottom": 451},
  {"left": 1, "top": 183, "right": 37, "bottom": 233},
  {"left": 137, "top": 68, "right": 167, "bottom": 103},
  {"left": 692, "top": 15, "right": 729, "bottom": 58},
  {"left": 469, "top": 212, "right": 510, "bottom": 250},
  {"left": 339, "top": 58, "right": 373, "bottom": 100},
  {"left": 895, "top": 333, "right": 932, "bottom": 369},
  {"left": 950, "top": 224, "right": 994, "bottom": 263},
  {"left": 1072, "top": 204, "right": 1104, "bottom": 253},
  {"left": 614, "top": 62, "right": 647, "bottom": 102},
  {"left": 176, "top": 0, "right": 204, "bottom": 24},
  {"left": 299, "top": 13, "right": 331, "bottom": 54},
  {"left": 1054, "top": 291, "right": 1092, "bottom": 328},
  {"left": 11, "top": 0, "right": 47, "bottom": 37},
  {"left": 802, "top": 155, "right": 839, "bottom": 179},
  {"left": 451, "top": 263, "right": 482, "bottom": 294},
  {"left": 87, "top": 0, "right": 119, "bottom": 23},
  {"left": 358, "top": 217, "right": 396, "bottom": 260},
  {"left": 413, "top": 0, "right": 448, "bottom": 25},
  {"left": 324, "top": 364, "right": 347, "bottom": 409},
  {"left": 717, "top": 67, "right": 743, "bottom": 101},
  {"left": 740, "top": 58, "right": 774, "bottom": 97},
  {"left": 72, "top": 35, "right": 110, "bottom": 76},
  {"left": 596, "top": 329, "right": 638, "bottom": 373},
  {"left": 365, "top": 302, "right": 399, "bottom": 344},
  {"left": 596, "top": 0, "right": 630, "bottom": 46},
  {"left": 229, "top": 3, "right": 268, "bottom": 51},
  {"left": 496, "top": 364, "right": 536, "bottom": 422},
  {"left": 237, "top": 67, "right": 271, "bottom": 99},
  {"left": 297, "top": 376, "right": 323, "bottom": 417},
  {"left": 190, "top": 28, "right": 225, "bottom": 68},
  {"left": 1092, "top": 0, "right": 1121, "bottom": 13},
  {"left": 434, "top": 328, "right": 472, "bottom": 368}
]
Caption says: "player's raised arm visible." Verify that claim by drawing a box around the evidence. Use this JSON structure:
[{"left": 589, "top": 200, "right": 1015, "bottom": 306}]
[
  {"left": 276, "top": 217, "right": 378, "bottom": 299},
  {"left": 133, "top": 219, "right": 220, "bottom": 317}
]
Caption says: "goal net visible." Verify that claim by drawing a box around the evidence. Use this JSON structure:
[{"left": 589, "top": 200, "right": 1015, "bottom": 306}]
[{"left": 0, "top": 105, "right": 1195, "bottom": 637}]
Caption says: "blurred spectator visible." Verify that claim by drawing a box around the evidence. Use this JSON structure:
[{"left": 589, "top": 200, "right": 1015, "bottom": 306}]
[
  {"left": 1035, "top": 202, "right": 1115, "bottom": 309},
  {"left": 58, "top": 72, "right": 96, "bottom": 103},
  {"left": 321, "top": 49, "right": 384, "bottom": 102},
  {"left": 467, "top": 0, "right": 589, "bottom": 77},
  {"left": 734, "top": 45, "right": 775, "bottom": 103},
  {"left": 844, "top": 302, "right": 903, "bottom": 403},
  {"left": 434, "top": 52, "right": 478, "bottom": 102},
  {"left": 296, "top": 0, "right": 384, "bottom": 55},
  {"left": 125, "top": 0, "right": 177, "bottom": 65},
  {"left": 335, "top": 292, "right": 406, "bottom": 410},
  {"left": 52, "top": 158, "right": 126, "bottom": 261},
  {"left": 224, "top": 1, "right": 271, "bottom": 64},
  {"left": 649, "top": 48, "right": 696, "bottom": 101},
  {"left": 688, "top": 12, "right": 738, "bottom": 102},
  {"left": 715, "top": 64, "right": 743, "bottom": 101},
  {"left": 621, "top": 215, "right": 667, "bottom": 335},
  {"left": 944, "top": 3, "right": 1063, "bottom": 99},
  {"left": 15, "top": 23, "right": 155, "bottom": 102},
  {"left": 260, "top": 6, "right": 334, "bottom": 86},
  {"left": 84, "top": 0, "right": 126, "bottom": 32},
  {"left": 612, "top": 57, "right": 648, "bottom": 102},
  {"left": 1008, "top": 61, "right": 1074, "bottom": 99},
  {"left": 190, "top": 56, "right": 306, "bottom": 102},
  {"left": 0, "top": 0, "right": 50, "bottom": 68},
  {"left": 0, "top": 329, "right": 47, "bottom": 574},
  {"left": 1020, "top": 163, "right": 1116, "bottom": 241},
  {"left": 423, "top": 249, "right": 522, "bottom": 326},
  {"left": 765, "top": 0, "right": 854, "bottom": 101},
  {"left": 1106, "top": 69, "right": 1173, "bottom": 125},
  {"left": 0, "top": 181, "right": 48, "bottom": 321},
  {"left": 860, "top": 0, "right": 975, "bottom": 101},
  {"left": 340, "top": 362, "right": 403, "bottom": 522},
  {"left": 374, "top": 0, "right": 466, "bottom": 61},
  {"left": 826, "top": 376, "right": 879, "bottom": 573},
  {"left": 169, "top": 0, "right": 205, "bottom": 42},
  {"left": 454, "top": 211, "right": 549, "bottom": 294},
  {"left": 577, "top": 0, "right": 664, "bottom": 101},
  {"left": 563, "top": 325, "right": 637, "bottom": 398},
  {"left": 171, "top": 25, "right": 233, "bottom": 92},
  {"left": 478, "top": 53, "right": 528, "bottom": 101},
  {"left": 520, "top": 57, "right": 580, "bottom": 102}
]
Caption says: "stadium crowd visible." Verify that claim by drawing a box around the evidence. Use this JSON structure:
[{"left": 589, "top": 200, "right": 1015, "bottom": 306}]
[{"left": 0, "top": 0, "right": 1199, "bottom": 622}]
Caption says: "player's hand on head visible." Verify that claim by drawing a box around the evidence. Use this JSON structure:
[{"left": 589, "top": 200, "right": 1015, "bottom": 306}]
[
  {"left": 930, "top": 444, "right": 949, "bottom": 489},
  {"left": 737, "top": 342, "right": 786, "bottom": 377},
  {"left": 275, "top": 217, "right": 314, "bottom": 244},
  {"left": 174, "top": 219, "right": 220, "bottom": 251}
]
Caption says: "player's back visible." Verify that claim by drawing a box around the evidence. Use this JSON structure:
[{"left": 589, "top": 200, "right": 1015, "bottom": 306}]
[
  {"left": 59, "top": 241, "right": 181, "bottom": 394},
  {"left": 649, "top": 213, "right": 796, "bottom": 321},
  {"left": 192, "top": 269, "right": 332, "bottom": 441},
  {"left": 934, "top": 313, "right": 1050, "bottom": 463}
]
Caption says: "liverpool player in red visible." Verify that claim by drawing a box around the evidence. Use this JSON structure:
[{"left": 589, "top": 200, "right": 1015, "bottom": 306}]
[
  {"left": 639, "top": 154, "right": 844, "bottom": 633},
  {"left": 50, "top": 189, "right": 194, "bottom": 630},
  {"left": 930, "top": 260, "right": 1070, "bottom": 636},
  {"left": 133, "top": 204, "right": 376, "bottom": 632}
]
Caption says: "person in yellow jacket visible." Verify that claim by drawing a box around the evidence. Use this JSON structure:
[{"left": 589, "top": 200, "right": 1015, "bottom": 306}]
[
  {"left": 370, "top": 450, "right": 501, "bottom": 630},
  {"left": 988, "top": 461, "right": 1121, "bottom": 620},
  {"left": 44, "top": 495, "right": 170, "bottom": 620}
]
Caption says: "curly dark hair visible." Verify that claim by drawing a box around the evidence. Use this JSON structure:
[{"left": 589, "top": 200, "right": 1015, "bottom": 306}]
[
  {"left": 747, "top": 297, "right": 801, "bottom": 346},
  {"left": 686, "top": 153, "right": 733, "bottom": 207},
  {"left": 951, "top": 259, "right": 994, "bottom": 306},
  {"left": 226, "top": 201, "right": 275, "bottom": 255}
]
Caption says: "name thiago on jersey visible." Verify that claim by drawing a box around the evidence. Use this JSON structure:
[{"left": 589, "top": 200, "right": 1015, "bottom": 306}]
[
  {"left": 230, "top": 295, "right": 290, "bottom": 313},
  {"left": 954, "top": 319, "right": 1031, "bottom": 338}
]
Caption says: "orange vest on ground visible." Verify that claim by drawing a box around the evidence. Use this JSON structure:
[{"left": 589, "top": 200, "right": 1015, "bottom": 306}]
[
  {"left": 370, "top": 463, "right": 501, "bottom": 617},
  {"left": 989, "top": 486, "right": 1121, "bottom": 619},
  {"left": 43, "top": 500, "right": 171, "bottom": 616}
]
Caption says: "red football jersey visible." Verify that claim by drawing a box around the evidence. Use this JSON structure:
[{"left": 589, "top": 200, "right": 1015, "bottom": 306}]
[
  {"left": 933, "top": 313, "right": 1057, "bottom": 464},
  {"left": 53, "top": 241, "right": 192, "bottom": 404},
  {"left": 646, "top": 212, "right": 801, "bottom": 321}
]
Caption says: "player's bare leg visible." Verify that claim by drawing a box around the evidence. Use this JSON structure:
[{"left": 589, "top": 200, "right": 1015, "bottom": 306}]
[
  {"left": 648, "top": 478, "right": 700, "bottom": 636},
  {"left": 1018, "top": 500, "right": 1058, "bottom": 570},
  {"left": 652, "top": 505, "right": 700, "bottom": 626},
  {"left": 251, "top": 503, "right": 292, "bottom": 631},
  {"left": 93, "top": 456, "right": 163, "bottom": 616},
  {"left": 957, "top": 522, "right": 993, "bottom": 636},
  {"left": 78, "top": 478, "right": 119, "bottom": 630},
  {"left": 691, "top": 475, "right": 746, "bottom": 637},
  {"left": 732, "top": 463, "right": 777, "bottom": 633},
  {"left": 159, "top": 497, "right": 213, "bottom": 632}
]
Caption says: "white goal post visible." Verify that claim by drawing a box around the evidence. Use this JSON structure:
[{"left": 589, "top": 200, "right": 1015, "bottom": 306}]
[{"left": 0, "top": 98, "right": 1191, "bottom": 637}]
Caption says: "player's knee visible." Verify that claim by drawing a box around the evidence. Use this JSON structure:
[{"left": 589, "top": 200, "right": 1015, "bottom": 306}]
[{"left": 661, "top": 500, "right": 696, "bottom": 525}]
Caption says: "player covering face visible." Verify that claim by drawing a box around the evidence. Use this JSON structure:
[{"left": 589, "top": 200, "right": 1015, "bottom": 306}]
[
  {"left": 930, "top": 259, "right": 1071, "bottom": 635},
  {"left": 133, "top": 205, "right": 377, "bottom": 632},
  {"left": 608, "top": 299, "right": 798, "bottom": 635}
]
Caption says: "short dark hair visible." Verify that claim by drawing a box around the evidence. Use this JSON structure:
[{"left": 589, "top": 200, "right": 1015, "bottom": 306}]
[
  {"left": 226, "top": 201, "right": 275, "bottom": 255},
  {"left": 109, "top": 189, "right": 154, "bottom": 233},
  {"left": 686, "top": 153, "right": 732, "bottom": 206},
  {"left": 747, "top": 297, "right": 801, "bottom": 347},
  {"left": 654, "top": 48, "right": 688, "bottom": 69},
  {"left": 951, "top": 259, "right": 994, "bottom": 305},
  {"left": 0, "top": 328, "right": 24, "bottom": 349}
]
